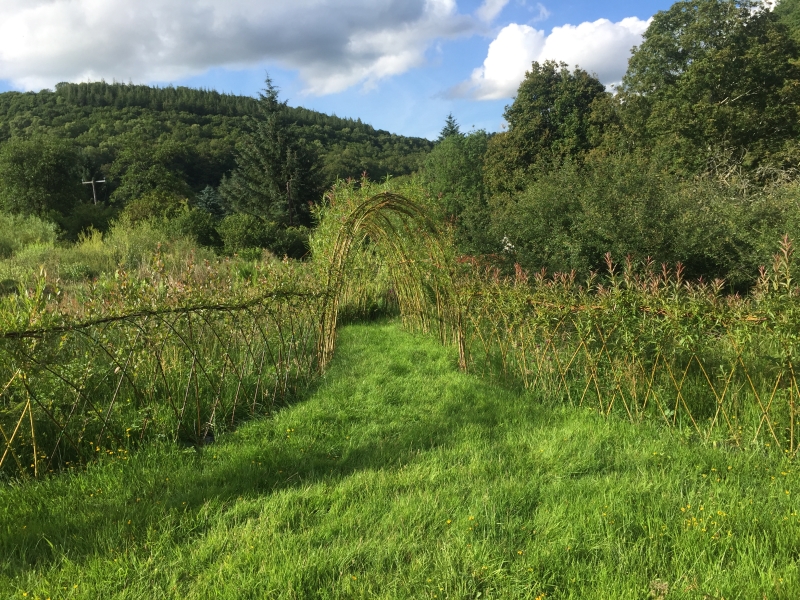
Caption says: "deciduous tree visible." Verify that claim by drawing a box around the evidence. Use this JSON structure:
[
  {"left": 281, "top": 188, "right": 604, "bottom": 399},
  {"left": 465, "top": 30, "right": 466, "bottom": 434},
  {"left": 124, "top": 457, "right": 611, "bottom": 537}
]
[
  {"left": 0, "top": 136, "right": 85, "bottom": 217},
  {"left": 484, "top": 61, "right": 607, "bottom": 194},
  {"left": 621, "top": 0, "right": 800, "bottom": 176}
]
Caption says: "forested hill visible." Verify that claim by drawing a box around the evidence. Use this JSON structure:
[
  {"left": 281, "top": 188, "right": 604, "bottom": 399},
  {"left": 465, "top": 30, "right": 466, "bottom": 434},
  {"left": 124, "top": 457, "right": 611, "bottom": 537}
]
[{"left": 0, "top": 81, "right": 433, "bottom": 194}]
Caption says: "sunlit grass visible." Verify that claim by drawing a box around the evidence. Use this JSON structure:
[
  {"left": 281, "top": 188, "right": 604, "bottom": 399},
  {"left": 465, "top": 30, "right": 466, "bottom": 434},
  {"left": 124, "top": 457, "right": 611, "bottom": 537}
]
[{"left": 2, "top": 321, "right": 799, "bottom": 598}]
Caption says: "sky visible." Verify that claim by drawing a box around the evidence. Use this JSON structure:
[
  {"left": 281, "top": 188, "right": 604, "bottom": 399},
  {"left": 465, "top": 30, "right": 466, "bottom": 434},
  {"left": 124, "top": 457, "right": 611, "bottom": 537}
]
[{"left": 0, "top": 0, "right": 677, "bottom": 140}]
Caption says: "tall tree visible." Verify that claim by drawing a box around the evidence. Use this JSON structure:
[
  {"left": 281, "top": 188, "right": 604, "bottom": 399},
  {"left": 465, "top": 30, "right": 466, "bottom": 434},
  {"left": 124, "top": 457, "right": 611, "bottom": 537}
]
[
  {"left": 422, "top": 130, "right": 494, "bottom": 254},
  {"left": 219, "top": 77, "right": 324, "bottom": 228},
  {"left": 437, "top": 113, "right": 462, "bottom": 142},
  {"left": 0, "top": 136, "right": 85, "bottom": 217},
  {"left": 108, "top": 139, "right": 195, "bottom": 206},
  {"left": 621, "top": 0, "right": 800, "bottom": 176},
  {"left": 483, "top": 61, "right": 607, "bottom": 194}
]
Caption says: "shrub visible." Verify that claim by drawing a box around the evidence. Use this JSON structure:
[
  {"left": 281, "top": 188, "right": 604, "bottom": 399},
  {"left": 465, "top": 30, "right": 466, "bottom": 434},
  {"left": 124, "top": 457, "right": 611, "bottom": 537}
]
[
  {"left": 119, "top": 190, "right": 188, "bottom": 225},
  {"left": 56, "top": 202, "right": 118, "bottom": 241},
  {"left": 217, "top": 213, "right": 277, "bottom": 255},
  {"left": 171, "top": 209, "right": 222, "bottom": 249},
  {"left": 0, "top": 213, "right": 58, "bottom": 258}
]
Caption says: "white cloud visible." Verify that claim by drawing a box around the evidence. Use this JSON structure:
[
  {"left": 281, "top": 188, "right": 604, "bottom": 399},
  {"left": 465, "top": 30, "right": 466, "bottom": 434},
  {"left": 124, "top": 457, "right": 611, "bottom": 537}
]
[
  {"left": 460, "top": 16, "right": 651, "bottom": 100},
  {"left": 476, "top": 0, "right": 510, "bottom": 23},
  {"left": 0, "top": 0, "right": 473, "bottom": 95}
]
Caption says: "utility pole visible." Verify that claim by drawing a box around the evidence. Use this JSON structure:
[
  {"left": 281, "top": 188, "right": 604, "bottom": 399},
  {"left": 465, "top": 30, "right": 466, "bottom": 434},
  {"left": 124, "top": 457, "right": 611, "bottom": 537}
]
[{"left": 82, "top": 178, "right": 106, "bottom": 205}]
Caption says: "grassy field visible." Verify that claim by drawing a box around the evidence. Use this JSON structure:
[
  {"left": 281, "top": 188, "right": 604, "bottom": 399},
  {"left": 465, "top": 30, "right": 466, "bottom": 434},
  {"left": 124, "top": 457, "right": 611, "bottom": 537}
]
[{"left": 2, "top": 321, "right": 799, "bottom": 599}]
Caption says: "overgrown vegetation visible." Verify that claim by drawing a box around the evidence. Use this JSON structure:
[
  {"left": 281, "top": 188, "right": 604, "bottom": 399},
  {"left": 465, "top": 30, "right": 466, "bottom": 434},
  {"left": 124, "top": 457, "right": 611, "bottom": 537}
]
[
  {"left": 3, "top": 323, "right": 800, "bottom": 599},
  {"left": 421, "top": 0, "right": 800, "bottom": 290},
  {"left": 3, "top": 0, "right": 800, "bottom": 595}
]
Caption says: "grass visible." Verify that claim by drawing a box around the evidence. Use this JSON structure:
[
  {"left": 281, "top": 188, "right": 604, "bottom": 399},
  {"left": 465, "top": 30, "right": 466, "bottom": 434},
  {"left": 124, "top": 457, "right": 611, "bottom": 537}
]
[{"left": 1, "top": 321, "right": 799, "bottom": 599}]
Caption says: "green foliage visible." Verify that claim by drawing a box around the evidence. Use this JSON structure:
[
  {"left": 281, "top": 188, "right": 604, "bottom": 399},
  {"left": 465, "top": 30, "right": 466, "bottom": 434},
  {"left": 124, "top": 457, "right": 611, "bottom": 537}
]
[
  {"left": 421, "top": 129, "right": 495, "bottom": 255},
  {"left": 108, "top": 140, "right": 196, "bottom": 206},
  {"left": 217, "top": 213, "right": 278, "bottom": 256},
  {"left": 55, "top": 203, "right": 118, "bottom": 241},
  {"left": 219, "top": 79, "right": 324, "bottom": 228},
  {"left": 491, "top": 153, "right": 800, "bottom": 288},
  {"left": 469, "top": 1, "right": 800, "bottom": 284},
  {"left": 195, "top": 185, "right": 228, "bottom": 219},
  {"left": 119, "top": 190, "right": 189, "bottom": 224},
  {"left": 170, "top": 209, "right": 222, "bottom": 249},
  {"left": 0, "top": 136, "right": 85, "bottom": 216},
  {"left": 0, "top": 81, "right": 432, "bottom": 199},
  {"left": 0, "top": 212, "right": 58, "bottom": 259},
  {"left": 0, "top": 80, "right": 432, "bottom": 246},
  {"left": 621, "top": 0, "right": 800, "bottom": 175},
  {"left": 484, "top": 61, "right": 607, "bottom": 194},
  {"left": 0, "top": 215, "right": 228, "bottom": 286},
  {"left": 776, "top": 0, "right": 800, "bottom": 42}
]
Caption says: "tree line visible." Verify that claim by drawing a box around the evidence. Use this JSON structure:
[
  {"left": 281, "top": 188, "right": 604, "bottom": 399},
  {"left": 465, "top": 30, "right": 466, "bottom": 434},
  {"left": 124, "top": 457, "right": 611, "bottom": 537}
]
[
  {"left": 0, "top": 78, "right": 432, "bottom": 252},
  {"left": 2, "top": 0, "right": 799, "bottom": 282},
  {"left": 421, "top": 0, "right": 800, "bottom": 290}
]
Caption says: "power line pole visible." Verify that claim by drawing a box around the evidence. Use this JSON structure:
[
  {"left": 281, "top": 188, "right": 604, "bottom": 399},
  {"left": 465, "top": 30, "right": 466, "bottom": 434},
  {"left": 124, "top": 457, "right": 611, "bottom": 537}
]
[{"left": 82, "top": 178, "right": 106, "bottom": 205}]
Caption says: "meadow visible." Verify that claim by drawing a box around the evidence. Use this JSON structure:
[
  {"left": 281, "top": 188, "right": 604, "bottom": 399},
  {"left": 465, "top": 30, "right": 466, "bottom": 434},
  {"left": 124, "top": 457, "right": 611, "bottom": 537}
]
[
  {"left": 1, "top": 181, "right": 800, "bottom": 598},
  {"left": 2, "top": 322, "right": 799, "bottom": 599}
]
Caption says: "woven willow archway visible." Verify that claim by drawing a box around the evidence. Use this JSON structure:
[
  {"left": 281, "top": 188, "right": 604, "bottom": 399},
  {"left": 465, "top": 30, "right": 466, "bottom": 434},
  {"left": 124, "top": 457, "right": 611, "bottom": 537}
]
[{"left": 316, "top": 191, "right": 465, "bottom": 370}]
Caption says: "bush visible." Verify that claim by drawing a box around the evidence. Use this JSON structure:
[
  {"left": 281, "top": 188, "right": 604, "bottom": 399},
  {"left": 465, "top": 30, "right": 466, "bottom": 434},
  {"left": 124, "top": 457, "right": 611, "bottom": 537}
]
[
  {"left": 217, "top": 214, "right": 277, "bottom": 255},
  {"left": 490, "top": 153, "right": 800, "bottom": 289},
  {"left": 273, "top": 226, "right": 310, "bottom": 259},
  {"left": 56, "top": 203, "right": 118, "bottom": 241},
  {"left": 0, "top": 213, "right": 58, "bottom": 258},
  {"left": 119, "top": 190, "right": 188, "bottom": 225},
  {"left": 170, "top": 209, "right": 223, "bottom": 249}
]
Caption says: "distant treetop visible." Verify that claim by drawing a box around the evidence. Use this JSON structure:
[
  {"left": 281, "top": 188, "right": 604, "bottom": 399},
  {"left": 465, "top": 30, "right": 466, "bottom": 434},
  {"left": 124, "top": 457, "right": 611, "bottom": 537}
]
[{"left": 438, "top": 113, "right": 462, "bottom": 142}]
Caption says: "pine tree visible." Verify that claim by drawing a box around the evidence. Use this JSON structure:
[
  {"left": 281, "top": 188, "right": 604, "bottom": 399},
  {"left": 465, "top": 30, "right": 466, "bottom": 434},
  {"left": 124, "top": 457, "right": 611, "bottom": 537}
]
[
  {"left": 196, "top": 186, "right": 227, "bottom": 219},
  {"left": 438, "top": 113, "right": 462, "bottom": 142},
  {"left": 219, "top": 76, "right": 324, "bottom": 227}
]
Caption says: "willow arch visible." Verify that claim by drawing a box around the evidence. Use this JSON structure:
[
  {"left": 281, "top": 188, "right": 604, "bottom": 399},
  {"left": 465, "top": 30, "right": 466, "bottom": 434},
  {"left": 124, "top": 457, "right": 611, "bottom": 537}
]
[{"left": 315, "top": 191, "right": 466, "bottom": 371}]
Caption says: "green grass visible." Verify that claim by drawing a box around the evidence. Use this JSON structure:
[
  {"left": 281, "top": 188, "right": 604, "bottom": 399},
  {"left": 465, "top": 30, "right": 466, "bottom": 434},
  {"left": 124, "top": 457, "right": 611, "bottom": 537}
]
[{"left": 2, "top": 321, "right": 800, "bottom": 599}]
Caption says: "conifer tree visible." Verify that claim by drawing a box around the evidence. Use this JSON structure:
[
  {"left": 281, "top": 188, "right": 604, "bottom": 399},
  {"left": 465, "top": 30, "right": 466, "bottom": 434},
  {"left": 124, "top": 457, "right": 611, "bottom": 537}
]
[
  {"left": 438, "top": 113, "right": 462, "bottom": 142},
  {"left": 220, "top": 77, "right": 323, "bottom": 227}
]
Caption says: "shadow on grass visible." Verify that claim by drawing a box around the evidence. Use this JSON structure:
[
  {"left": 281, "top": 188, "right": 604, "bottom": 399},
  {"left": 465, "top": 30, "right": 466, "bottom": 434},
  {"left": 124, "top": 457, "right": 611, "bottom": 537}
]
[{"left": 1, "top": 321, "right": 576, "bottom": 576}]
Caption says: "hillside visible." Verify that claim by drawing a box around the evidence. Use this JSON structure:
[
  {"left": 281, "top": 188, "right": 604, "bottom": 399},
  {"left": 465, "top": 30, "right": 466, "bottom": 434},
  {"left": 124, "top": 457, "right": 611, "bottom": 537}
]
[{"left": 0, "top": 81, "right": 433, "bottom": 198}]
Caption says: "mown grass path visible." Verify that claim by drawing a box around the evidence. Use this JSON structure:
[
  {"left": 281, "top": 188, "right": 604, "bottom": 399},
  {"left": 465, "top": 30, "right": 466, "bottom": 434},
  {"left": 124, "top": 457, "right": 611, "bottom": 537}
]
[{"left": 2, "top": 322, "right": 800, "bottom": 598}]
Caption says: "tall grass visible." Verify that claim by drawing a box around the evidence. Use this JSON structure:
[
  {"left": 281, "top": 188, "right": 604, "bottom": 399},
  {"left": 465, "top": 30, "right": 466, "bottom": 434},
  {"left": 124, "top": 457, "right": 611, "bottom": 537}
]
[
  {"left": 0, "top": 218, "right": 216, "bottom": 286},
  {"left": 4, "top": 182, "right": 800, "bottom": 481},
  {"left": 0, "top": 248, "right": 324, "bottom": 479}
]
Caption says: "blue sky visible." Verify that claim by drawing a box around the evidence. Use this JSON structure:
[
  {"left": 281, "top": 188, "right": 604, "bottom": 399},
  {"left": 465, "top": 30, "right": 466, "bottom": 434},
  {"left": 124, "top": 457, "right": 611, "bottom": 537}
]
[{"left": 0, "top": 1, "right": 675, "bottom": 139}]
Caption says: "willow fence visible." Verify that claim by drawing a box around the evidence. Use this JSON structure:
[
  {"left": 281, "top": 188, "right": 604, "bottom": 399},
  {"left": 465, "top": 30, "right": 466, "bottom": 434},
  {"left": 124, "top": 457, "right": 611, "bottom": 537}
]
[
  {"left": 456, "top": 246, "right": 800, "bottom": 452},
  {"left": 0, "top": 272, "right": 325, "bottom": 479}
]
